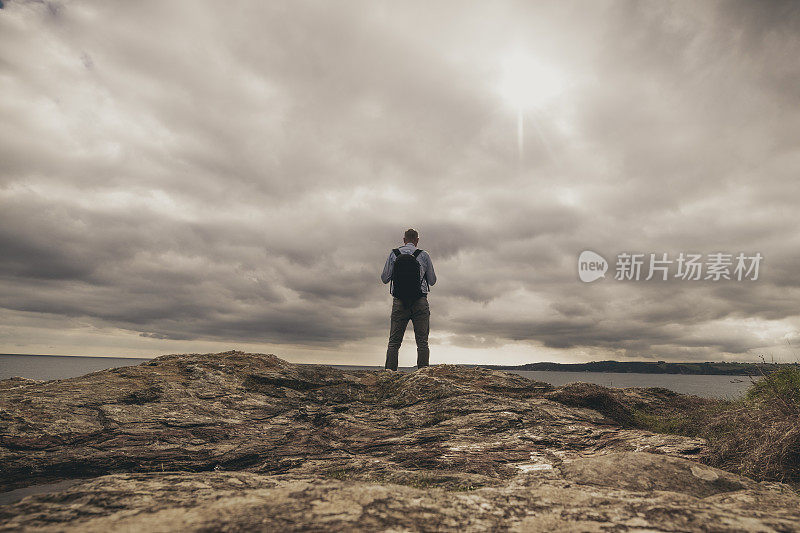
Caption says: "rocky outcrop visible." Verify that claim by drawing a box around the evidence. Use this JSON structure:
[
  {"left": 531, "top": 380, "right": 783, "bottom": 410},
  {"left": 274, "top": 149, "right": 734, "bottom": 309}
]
[{"left": 0, "top": 351, "right": 798, "bottom": 531}]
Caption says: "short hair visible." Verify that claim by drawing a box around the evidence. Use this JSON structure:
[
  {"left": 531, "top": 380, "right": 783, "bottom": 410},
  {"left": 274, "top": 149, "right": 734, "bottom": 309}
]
[{"left": 404, "top": 228, "right": 418, "bottom": 241}]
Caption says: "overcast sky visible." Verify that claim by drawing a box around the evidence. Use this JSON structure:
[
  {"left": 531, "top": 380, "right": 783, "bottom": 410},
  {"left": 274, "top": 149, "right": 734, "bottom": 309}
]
[{"left": 1, "top": 0, "right": 799, "bottom": 365}]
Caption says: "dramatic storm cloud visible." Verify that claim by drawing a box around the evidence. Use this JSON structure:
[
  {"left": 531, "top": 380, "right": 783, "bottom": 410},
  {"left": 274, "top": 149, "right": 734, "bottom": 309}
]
[{"left": 1, "top": 0, "right": 799, "bottom": 363}]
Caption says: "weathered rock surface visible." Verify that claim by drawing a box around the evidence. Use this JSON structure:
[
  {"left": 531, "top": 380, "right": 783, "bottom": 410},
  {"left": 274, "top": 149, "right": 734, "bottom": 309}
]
[{"left": 0, "top": 351, "right": 798, "bottom": 531}]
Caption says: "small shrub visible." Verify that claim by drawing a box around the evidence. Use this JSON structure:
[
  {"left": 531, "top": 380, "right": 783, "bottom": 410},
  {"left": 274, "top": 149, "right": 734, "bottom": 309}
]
[
  {"left": 746, "top": 367, "right": 800, "bottom": 409},
  {"left": 701, "top": 368, "right": 800, "bottom": 482},
  {"left": 635, "top": 368, "right": 800, "bottom": 482},
  {"left": 548, "top": 371, "right": 800, "bottom": 482}
]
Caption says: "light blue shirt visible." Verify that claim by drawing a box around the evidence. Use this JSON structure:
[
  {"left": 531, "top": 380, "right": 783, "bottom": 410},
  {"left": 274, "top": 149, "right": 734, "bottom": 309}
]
[{"left": 381, "top": 243, "right": 437, "bottom": 294}]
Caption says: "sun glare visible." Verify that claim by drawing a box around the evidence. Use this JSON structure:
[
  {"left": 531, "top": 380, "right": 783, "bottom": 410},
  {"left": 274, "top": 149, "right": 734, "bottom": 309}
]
[
  {"left": 496, "top": 49, "right": 568, "bottom": 165},
  {"left": 497, "top": 50, "right": 566, "bottom": 111}
]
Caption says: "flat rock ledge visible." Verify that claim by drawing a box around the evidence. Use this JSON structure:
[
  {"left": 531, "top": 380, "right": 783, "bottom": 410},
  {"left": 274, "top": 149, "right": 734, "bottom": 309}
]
[{"left": 1, "top": 351, "right": 798, "bottom": 531}]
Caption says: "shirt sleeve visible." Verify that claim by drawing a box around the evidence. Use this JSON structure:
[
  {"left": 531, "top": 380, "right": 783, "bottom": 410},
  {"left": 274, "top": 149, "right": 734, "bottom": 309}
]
[
  {"left": 381, "top": 252, "right": 394, "bottom": 284},
  {"left": 424, "top": 252, "right": 436, "bottom": 286}
]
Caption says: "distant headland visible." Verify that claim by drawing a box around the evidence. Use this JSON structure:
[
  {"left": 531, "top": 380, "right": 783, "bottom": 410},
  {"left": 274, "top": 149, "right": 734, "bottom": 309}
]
[{"left": 482, "top": 360, "right": 799, "bottom": 376}]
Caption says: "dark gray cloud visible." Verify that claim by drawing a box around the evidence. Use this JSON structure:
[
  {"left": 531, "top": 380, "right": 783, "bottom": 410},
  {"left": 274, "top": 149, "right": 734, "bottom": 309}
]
[{"left": 0, "top": 0, "right": 798, "bottom": 362}]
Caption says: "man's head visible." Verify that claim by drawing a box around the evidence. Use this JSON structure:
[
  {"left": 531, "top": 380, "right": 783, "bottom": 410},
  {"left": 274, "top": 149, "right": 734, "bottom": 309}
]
[{"left": 403, "top": 228, "right": 419, "bottom": 246}]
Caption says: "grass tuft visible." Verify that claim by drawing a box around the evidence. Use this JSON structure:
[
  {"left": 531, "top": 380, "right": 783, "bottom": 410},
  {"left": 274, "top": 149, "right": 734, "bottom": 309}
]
[
  {"left": 705, "top": 367, "right": 800, "bottom": 482},
  {"left": 632, "top": 367, "right": 800, "bottom": 483}
]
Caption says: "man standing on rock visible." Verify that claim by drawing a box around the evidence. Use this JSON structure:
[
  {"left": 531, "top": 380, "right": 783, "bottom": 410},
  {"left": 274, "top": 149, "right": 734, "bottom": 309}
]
[{"left": 381, "top": 228, "right": 437, "bottom": 371}]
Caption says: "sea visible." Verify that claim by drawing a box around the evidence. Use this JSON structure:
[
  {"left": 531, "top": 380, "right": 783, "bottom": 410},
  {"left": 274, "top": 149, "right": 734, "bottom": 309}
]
[{"left": 0, "top": 354, "right": 755, "bottom": 399}]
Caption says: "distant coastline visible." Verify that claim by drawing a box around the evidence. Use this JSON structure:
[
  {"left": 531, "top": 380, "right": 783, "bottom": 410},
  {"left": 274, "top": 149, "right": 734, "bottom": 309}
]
[
  {"left": 482, "top": 360, "right": 799, "bottom": 376},
  {"left": 3, "top": 353, "right": 798, "bottom": 378}
]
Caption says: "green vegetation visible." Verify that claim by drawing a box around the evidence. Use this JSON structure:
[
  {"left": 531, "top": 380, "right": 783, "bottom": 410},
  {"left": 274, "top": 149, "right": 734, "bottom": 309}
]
[
  {"left": 746, "top": 367, "right": 800, "bottom": 405},
  {"left": 325, "top": 467, "right": 357, "bottom": 481}
]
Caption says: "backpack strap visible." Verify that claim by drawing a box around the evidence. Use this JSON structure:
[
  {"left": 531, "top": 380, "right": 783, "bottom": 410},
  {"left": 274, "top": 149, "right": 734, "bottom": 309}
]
[
  {"left": 412, "top": 249, "right": 429, "bottom": 289},
  {"left": 389, "top": 249, "right": 401, "bottom": 294}
]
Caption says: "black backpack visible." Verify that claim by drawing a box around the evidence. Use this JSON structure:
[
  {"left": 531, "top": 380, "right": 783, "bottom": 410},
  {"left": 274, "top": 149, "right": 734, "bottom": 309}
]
[{"left": 391, "top": 249, "right": 425, "bottom": 307}]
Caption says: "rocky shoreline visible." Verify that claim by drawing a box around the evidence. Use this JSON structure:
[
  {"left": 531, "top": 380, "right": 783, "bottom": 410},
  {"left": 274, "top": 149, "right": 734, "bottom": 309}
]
[{"left": 1, "top": 351, "right": 798, "bottom": 531}]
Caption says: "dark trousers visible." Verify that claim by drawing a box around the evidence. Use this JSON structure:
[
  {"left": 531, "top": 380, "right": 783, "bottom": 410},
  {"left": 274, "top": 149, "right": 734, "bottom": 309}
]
[{"left": 385, "top": 296, "right": 430, "bottom": 371}]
